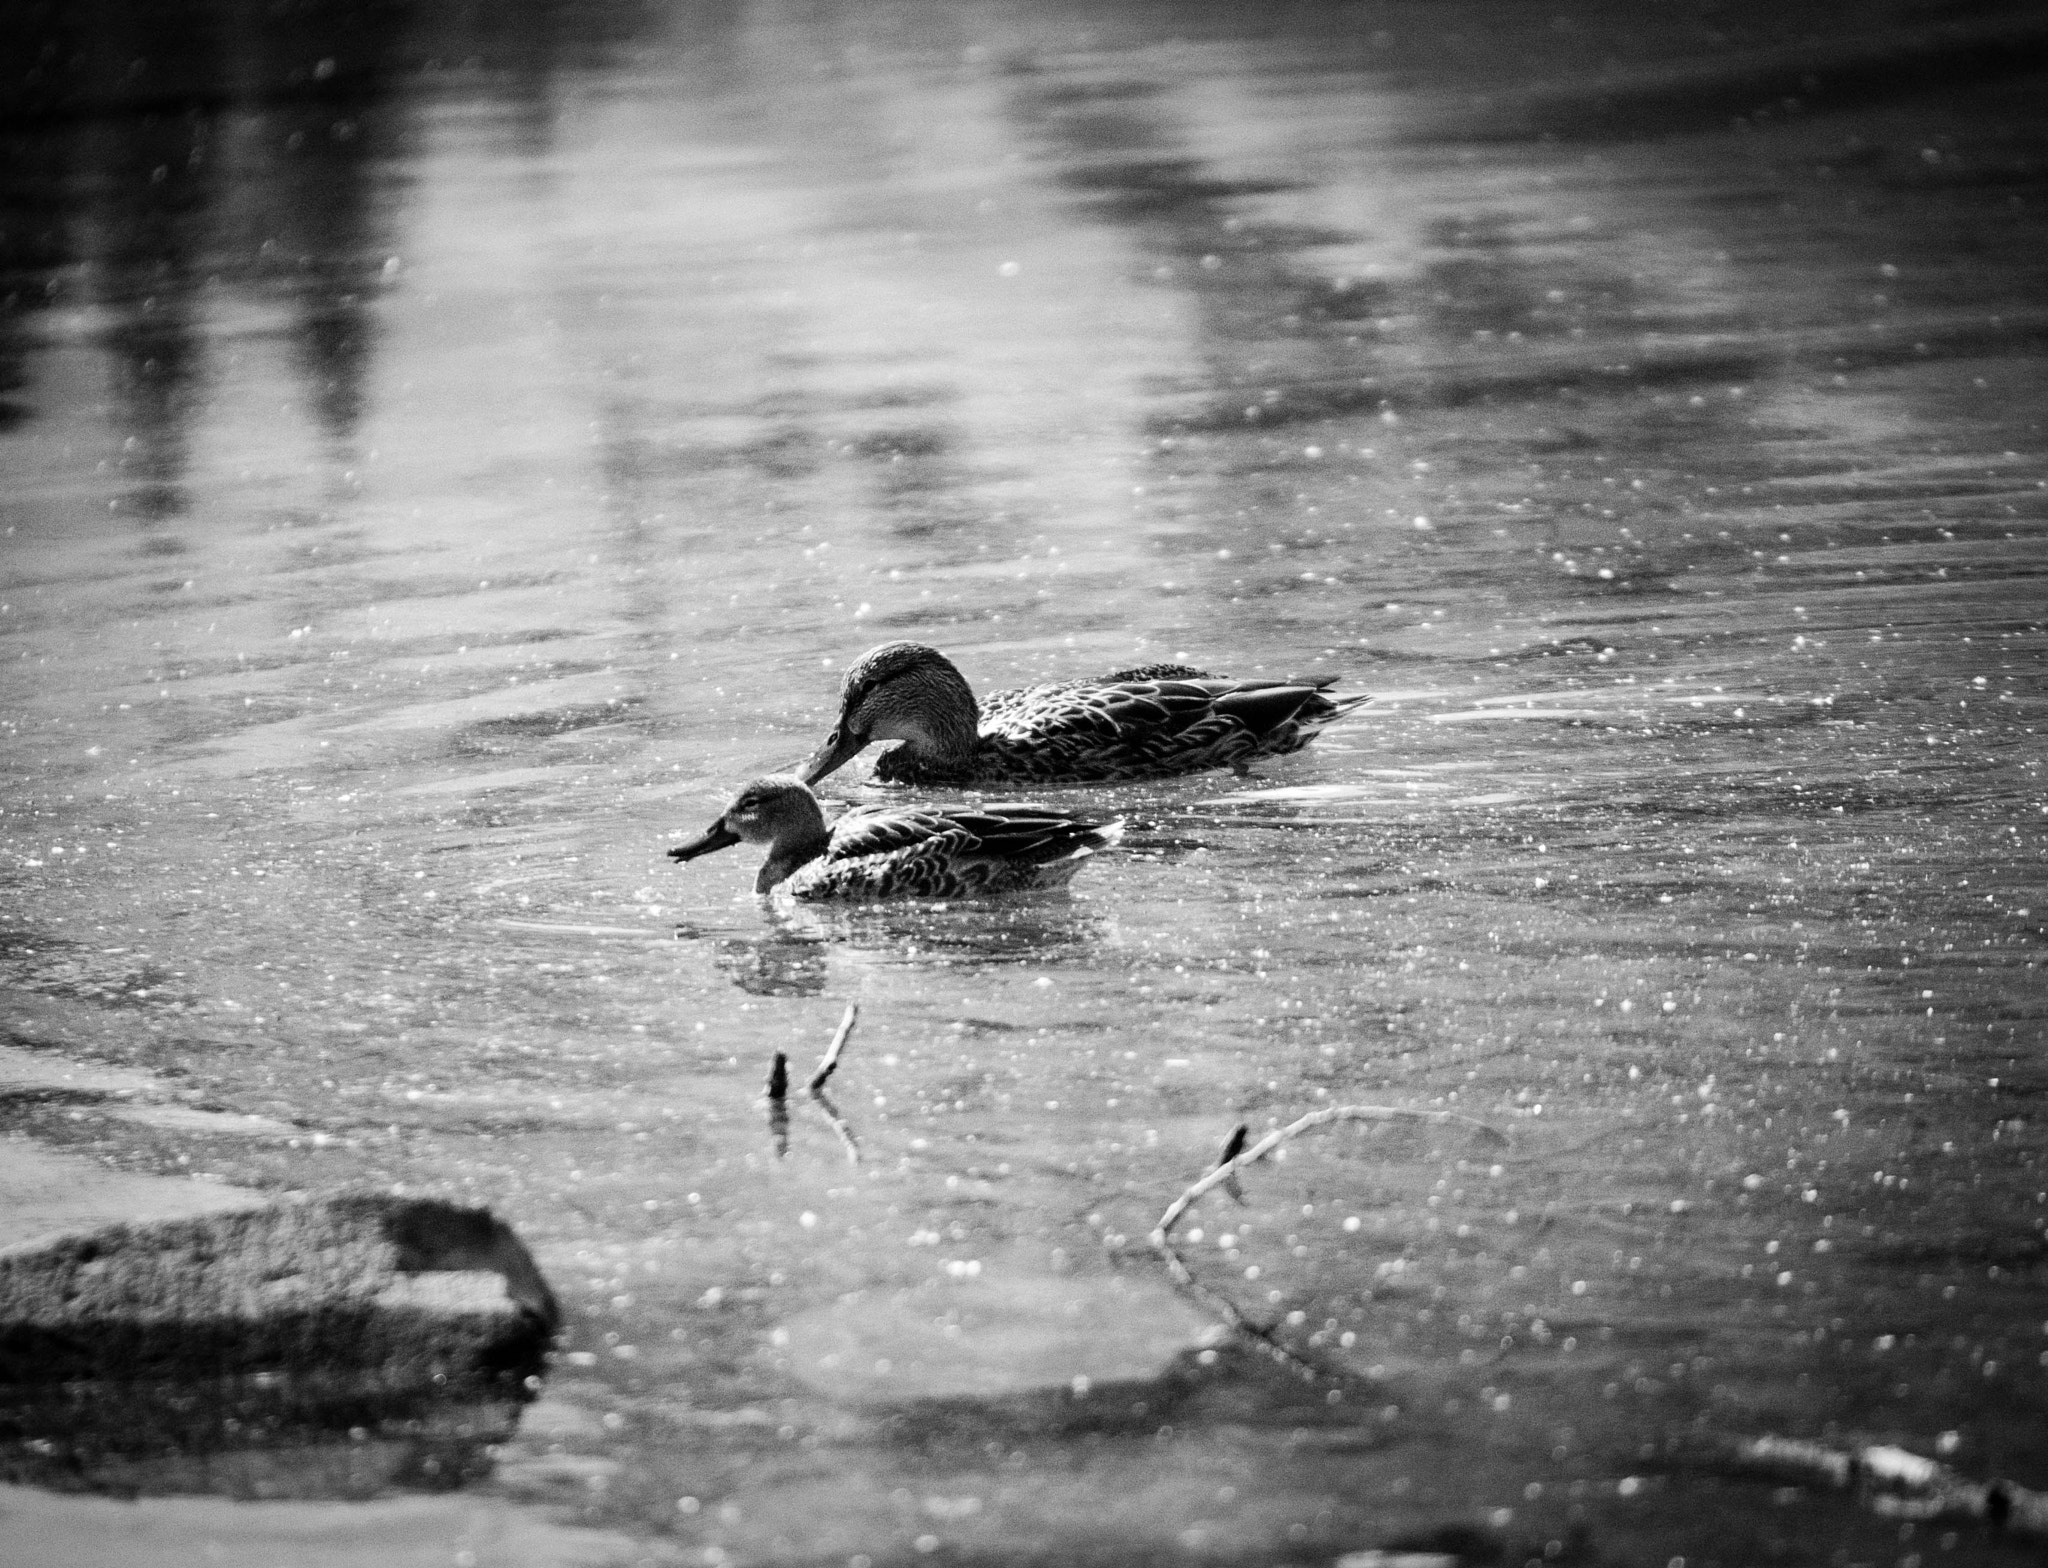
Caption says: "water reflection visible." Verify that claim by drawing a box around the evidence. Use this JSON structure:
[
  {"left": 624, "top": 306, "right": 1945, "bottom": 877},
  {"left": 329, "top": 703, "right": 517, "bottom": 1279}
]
[
  {"left": 0, "top": 0, "right": 662, "bottom": 544},
  {"left": 0, "top": 1379, "right": 527, "bottom": 1500}
]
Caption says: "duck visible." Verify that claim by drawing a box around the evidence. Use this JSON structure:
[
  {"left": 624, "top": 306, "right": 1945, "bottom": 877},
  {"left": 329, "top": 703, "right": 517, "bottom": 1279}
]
[
  {"left": 796, "top": 641, "right": 1370, "bottom": 787},
  {"left": 668, "top": 775, "right": 1122, "bottom": 900}
]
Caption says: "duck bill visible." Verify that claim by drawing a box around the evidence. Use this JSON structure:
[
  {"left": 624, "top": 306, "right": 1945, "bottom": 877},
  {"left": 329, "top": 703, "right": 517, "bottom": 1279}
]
[
  {"left": 667, "top": 818, "right": 742, "bottom": 862},
  {"left": 797, "top": 725, "right": 866, "bottom": 787}
]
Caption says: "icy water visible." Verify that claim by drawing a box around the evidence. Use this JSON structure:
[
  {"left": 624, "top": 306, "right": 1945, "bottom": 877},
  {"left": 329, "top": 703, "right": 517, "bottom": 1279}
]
[{"left": 4, "top": 0, "right": 2047, "bottom": 1563}]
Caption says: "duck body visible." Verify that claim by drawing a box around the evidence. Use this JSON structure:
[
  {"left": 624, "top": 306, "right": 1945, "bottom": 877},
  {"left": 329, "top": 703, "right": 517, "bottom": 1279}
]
[
  {"left": 800, "top": 643, "right": 1369, "bottom": 788},
  {"left": 668, "top": 775, "right": 1121, "bottom": 901}
]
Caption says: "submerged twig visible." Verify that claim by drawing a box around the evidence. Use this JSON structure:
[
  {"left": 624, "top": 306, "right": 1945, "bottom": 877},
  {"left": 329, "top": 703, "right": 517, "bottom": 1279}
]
[
  {"left": 807, "top": 1004, "right": 858, "bottom": 1092},
  {"left": 767, "top": 1052, "right": 791, "bottom": 1158},
  {"left": 1158, "top": 1242, "right": 1323, "bottom": 1383},
  {"left": 1720, "top": 1434, "right": 2048, "bottom": 1540},
  {"left": 1216, "top": 1123, "right": 1249, "bottom": 1204},
  {"left": 1150, "top": 1102, "right": 1510, "bottom": 1383}
]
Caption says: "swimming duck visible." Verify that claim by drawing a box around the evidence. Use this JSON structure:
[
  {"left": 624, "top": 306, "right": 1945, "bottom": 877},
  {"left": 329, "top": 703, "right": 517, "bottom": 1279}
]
[
  {"left": 668, "top": 775, "right": 1122, "bottom": 900},
  {"left": 797, "top": 642, "right": 1369, "bottom": 787}
]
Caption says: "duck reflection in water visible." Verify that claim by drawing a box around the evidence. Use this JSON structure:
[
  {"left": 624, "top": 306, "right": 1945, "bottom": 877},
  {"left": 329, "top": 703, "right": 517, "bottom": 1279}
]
[
  {"left": 715, "top": 925, "right": 829, "bottom": 996},
  {"left": 705, "top": 893, "right": 1115, "bottom": 1001},
  {"left": 668, "top": 775, "right": 1123, "bottom": 900}
]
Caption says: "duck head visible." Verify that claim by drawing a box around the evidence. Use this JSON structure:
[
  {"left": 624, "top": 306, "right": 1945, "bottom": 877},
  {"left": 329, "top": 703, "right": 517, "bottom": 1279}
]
[
  {"left": 669, "top": 775, "right": 832, "bottom": 894},
  {"left": 798, "top": 641, "right": 979, "bottom": 785}
]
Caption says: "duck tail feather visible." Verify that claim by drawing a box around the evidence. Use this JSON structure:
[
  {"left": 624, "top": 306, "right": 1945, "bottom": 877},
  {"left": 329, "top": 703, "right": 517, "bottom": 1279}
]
[
  {"left": 1212, "top": 684, "right": 1318, "bottom": 733},
  {"left": 1045, "top": 818, "right": 1123, "bottom": 864}
]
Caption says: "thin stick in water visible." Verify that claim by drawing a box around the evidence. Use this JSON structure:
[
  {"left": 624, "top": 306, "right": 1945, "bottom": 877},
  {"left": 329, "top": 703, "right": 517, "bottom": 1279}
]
[
  {"left": 1155, "top": 1103, "right": 1507, "bottom": 1241},
  {"left": 807, "top": 1004, "right": 858, "bottom": 1093},
  {"left": 1717, "top": 1434, "right": 2048, "bottom": 1540}
]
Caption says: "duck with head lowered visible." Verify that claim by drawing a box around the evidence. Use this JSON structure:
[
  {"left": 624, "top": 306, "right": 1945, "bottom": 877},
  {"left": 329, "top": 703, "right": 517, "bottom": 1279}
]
[
  {"left": 797, "top": 641, "right": 1369, "bottom": 788},
  {"left": 668, "top": 775, "right": 1122, "bottom": 900}
]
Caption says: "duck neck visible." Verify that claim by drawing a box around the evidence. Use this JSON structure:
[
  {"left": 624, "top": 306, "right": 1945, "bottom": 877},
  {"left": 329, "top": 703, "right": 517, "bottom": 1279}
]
[
  {"left": 757, "top": 824, "right": 831, "bottom": 893},
  {"left": 922, "top": 699, "right": 981, "bottom": 763},
  {"left": 890, "top": 661, "right": 981, "bottom": 765}
]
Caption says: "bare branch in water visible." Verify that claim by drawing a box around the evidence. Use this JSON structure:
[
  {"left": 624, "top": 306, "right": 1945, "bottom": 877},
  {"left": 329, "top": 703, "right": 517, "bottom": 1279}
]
[
  {"left": 808, "top": 1004, "right": 859, "bottom": 1092},
  {"left": 1157, "top": 1103, "right": 1506, "bottom": 1240},
  {"left": 1717, "top": 1434, "right": 2048, "bottom": 1540},
  {"left": 1150, "top": 1102, "right": 1509, "bottom": 1382},
  {"left": 763, "top": 1009, "right": 861, "bottom": 1164}
]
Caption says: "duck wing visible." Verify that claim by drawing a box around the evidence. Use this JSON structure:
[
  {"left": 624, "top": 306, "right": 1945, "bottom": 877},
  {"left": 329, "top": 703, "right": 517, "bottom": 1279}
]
[
  {"left": 999, "top": 677, "right": 1315, "bottom": 744},
  {"left": 822, "top": 803, "right": 963, "bottom": 862},
  {"left": 965, "top": 673, "right": 1368, "bottom": 782},
  {"left": 976, "top": 666, "right": 1216, "bottom": 727},
  {"left": 793, "top": 806, "right": 1120, "bottom": 900},
  {"left": 976, "top": 667, "right": 1344, "bottom": 726},
  {"left": 1120, "top": 673, "right": 1367, "bottom": 734},
  {"left": 833, "top": 802, "right": 1115, "bottom": 863},
  {"left": 936, "top": 804, "right": 1123, "bottom": 863}
]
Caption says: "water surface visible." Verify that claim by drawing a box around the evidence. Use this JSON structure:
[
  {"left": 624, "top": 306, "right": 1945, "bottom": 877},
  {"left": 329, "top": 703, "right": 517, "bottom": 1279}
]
[{"left": 3, "top": 1, "right": 2046, "bottom": 1562}]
